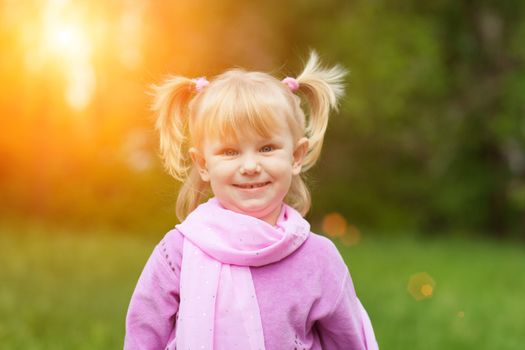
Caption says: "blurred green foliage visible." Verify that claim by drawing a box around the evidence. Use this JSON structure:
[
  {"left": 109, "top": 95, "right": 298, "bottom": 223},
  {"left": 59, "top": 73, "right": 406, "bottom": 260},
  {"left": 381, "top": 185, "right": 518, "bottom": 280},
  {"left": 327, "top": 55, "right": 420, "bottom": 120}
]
[{"left": 1, "top": 0, "right": 524, "bottom": 237}]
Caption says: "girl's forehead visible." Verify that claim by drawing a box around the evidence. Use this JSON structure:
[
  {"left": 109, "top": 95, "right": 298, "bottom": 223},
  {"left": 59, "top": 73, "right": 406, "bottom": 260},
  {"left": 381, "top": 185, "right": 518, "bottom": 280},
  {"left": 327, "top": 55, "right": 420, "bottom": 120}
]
[{"left": 200, "top": 107, "right": 295, "bottom": 139}]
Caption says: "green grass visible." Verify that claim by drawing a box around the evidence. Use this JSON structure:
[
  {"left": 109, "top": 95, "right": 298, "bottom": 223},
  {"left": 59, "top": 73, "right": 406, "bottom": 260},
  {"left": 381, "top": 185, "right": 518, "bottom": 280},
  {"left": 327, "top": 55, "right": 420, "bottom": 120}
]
[
  {"left": 1, "top": 223, "right": 524, "bottom": 349},
  {"left": 0, "top": 223, "right": 156, "bottom": 349},
  {"left": 337, "top": 234, "right": 525, "bottom": 349}
]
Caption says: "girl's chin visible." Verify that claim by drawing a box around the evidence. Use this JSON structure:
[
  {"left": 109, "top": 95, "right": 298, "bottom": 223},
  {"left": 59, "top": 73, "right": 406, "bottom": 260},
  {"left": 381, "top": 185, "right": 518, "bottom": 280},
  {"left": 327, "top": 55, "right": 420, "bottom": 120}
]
[
  {"left": 234, "top": 204, "right": 271, "bottom": 217},
  {"left": 235, "top": 204, "right": 284, "bottom": 225},
  {"left": 222, "top": 199, "right": 280, "bottom": 219}
]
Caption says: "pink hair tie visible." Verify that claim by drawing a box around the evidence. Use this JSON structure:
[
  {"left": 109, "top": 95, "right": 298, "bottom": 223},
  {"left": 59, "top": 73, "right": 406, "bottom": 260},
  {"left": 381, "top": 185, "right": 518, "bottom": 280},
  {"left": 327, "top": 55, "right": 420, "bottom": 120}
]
[
  {"left": 282, "top": 76, "right": 299, "bottom": 92},
  {"left": 193, "top": 77, "right": 209, "bottom": 92}
]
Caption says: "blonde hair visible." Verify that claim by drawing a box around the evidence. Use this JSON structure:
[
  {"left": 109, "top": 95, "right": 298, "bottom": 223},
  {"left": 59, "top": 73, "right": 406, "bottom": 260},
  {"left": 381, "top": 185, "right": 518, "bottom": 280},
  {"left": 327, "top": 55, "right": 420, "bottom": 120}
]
[{"left": 152, "top": 51, "right": 346, "bottom": 221}]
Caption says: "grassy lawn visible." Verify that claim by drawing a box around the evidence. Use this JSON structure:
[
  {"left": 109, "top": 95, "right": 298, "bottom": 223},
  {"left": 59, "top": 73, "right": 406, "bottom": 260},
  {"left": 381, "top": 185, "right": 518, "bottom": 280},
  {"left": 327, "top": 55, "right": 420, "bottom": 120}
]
[{"left": 1, "top": 223, "right": 524, "bottom": 349}]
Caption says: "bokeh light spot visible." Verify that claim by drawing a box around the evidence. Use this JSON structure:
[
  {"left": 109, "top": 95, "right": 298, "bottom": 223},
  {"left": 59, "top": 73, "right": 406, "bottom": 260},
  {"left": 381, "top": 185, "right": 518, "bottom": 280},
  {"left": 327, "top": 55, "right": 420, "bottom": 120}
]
[
  {"left": 322, "top": 212, "right": 347, "bottom": 238},
  {"left": 420, "top": 283, "right": 433, "bottom": 297},
  {"left": 340, "top": 224, "right": 361, "bottom": 246},
  {"left": 407, "top": 272, "right": 436, "bottom": 301}
]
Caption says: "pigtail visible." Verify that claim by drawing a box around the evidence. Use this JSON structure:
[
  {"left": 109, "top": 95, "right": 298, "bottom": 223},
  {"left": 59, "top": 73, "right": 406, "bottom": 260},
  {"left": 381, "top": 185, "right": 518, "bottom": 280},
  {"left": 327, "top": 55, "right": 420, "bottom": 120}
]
[
  {"left": 151, "top": 76, "right": 195, "bottom": 181},
  {"left": 296, "top": 51, "right": 347, "bottom": 171},
  {"left": 176, "top": 167, "right": 210, "bottom": 221}
]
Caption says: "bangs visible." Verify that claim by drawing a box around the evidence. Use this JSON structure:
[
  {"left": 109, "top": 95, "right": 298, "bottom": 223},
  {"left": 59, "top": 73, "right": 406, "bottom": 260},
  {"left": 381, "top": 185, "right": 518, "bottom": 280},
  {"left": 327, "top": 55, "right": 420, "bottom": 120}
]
[{"left": 191, "top": 70, "right": 296, "bottom": 146}]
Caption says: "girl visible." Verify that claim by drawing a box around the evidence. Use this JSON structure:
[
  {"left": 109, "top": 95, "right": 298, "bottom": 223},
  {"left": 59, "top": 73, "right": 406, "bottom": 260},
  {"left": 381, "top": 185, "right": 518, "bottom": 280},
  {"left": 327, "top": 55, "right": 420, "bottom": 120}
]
[{"left": 124, "top": 52, "right": 378, "bottom": 350}]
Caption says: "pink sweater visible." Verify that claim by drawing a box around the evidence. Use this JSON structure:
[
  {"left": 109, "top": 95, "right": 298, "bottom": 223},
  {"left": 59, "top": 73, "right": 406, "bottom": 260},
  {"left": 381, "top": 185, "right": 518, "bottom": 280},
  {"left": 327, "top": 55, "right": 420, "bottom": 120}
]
[{"left": 125, "top": 228, "right": 377, "bottom": 349}]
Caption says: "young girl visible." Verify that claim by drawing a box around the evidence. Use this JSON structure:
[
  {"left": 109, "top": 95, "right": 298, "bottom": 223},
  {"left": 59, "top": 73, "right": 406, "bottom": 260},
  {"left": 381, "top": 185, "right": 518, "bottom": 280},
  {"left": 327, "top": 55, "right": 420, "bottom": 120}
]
[{"left": 124, "top": 52, "right": 378, "bottom": 350}]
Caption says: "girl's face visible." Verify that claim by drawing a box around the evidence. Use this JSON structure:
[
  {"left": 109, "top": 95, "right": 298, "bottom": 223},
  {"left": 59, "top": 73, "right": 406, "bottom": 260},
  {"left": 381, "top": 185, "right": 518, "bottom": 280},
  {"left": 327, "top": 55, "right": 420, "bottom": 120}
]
[{"left": 190, "top": 120, "right": 308, "bottom": 226}]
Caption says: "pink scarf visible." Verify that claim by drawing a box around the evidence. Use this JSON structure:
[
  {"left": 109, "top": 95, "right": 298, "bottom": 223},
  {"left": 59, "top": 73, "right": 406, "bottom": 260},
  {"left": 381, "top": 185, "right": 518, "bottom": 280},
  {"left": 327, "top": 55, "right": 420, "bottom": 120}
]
[{"left": 174, "top": 197, "right": 310, "bottom": 350}]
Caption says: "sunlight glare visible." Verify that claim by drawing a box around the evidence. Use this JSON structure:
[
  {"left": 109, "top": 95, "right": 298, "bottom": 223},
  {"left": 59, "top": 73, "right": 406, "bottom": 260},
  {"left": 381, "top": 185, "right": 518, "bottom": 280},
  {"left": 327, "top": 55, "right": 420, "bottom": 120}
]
[
  {"left": 54, "top": 26, "right": 76, "bottom": 47},
  {"left": 66, "top": 64, "right": 95, "bottom": 111},
  {"left": 30, "top": 0, "right": 97, "bottom": 111},
  {"left": 118, "top": 8, "right": 143, "bottom": 69}
]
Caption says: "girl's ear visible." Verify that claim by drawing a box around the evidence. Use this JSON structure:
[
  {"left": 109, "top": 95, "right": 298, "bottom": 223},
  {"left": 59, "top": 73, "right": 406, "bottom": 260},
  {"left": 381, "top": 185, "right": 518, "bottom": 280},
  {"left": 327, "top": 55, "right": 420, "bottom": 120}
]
[
  {"left": 189, "top": 147, "right": 210, "bottom": 182},
  {"left": 292, "top": 137, "right": 309, "bottom": 175}
]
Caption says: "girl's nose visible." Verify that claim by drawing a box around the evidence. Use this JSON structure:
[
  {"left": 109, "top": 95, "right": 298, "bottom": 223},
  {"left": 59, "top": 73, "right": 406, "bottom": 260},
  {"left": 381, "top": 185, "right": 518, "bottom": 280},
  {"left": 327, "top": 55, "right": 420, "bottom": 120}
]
[{"left": 239, "top": 155, "right": 261, "bottom": 175}]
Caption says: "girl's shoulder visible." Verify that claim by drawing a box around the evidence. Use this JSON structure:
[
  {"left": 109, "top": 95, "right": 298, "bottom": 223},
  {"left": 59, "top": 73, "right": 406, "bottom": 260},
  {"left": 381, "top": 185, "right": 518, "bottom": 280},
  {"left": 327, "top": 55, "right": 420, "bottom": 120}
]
[
  {"left": 279, "top": 232, "right": 352, "bottom": 300},
  {"left": 160, "top": 227, "right": 185, "bottom": 250},
  {"left": 305, "top": 232, "right": 346, "bottom": 261},
  {"left": 295, "top": 231, "right": 350, "bottom": 275},
  {"left": 153, "top": 228, "right": 185, "bottom": 273}
]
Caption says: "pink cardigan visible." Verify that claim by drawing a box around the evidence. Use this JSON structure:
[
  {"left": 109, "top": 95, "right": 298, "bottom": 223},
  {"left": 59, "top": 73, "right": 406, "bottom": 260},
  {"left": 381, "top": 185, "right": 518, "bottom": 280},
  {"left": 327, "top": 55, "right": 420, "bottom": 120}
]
[{"left": 125, "top": 228, "right": 377, "bottom": 349}]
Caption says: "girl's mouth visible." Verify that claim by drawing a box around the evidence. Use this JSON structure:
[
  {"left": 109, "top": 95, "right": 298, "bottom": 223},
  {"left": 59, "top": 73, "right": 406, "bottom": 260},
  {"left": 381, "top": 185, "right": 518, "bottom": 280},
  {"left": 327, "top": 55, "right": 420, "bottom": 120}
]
[{"left": 233, "top": 181, "right": 271, "bottom": 189}]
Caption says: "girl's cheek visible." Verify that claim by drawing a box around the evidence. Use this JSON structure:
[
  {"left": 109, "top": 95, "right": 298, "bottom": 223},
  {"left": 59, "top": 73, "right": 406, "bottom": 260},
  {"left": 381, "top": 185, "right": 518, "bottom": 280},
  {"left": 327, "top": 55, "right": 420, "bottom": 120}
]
[
  {"left": 265, "top": 157, "right": 292, "bottom": 168},
  {"left": 214, "top": 163, "right": 238, "bottom": 175}
]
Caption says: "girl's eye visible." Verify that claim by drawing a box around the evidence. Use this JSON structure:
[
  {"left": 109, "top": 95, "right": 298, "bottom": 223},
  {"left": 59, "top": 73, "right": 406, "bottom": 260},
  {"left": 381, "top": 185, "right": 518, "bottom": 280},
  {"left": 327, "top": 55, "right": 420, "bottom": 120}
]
[
  {"left": 223, "top": 149, "right": 238, "bottom": 156},
  {"left": 260, "top": 145, "right": 274, "bottom": 153}
]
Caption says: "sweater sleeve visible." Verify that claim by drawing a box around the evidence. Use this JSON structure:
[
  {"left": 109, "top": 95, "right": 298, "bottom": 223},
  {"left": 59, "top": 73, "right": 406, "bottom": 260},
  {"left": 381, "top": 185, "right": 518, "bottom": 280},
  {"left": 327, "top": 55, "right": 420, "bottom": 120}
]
[
  {"left": 316, "top": 269, "right": 379, "bottom": 350},
  {"left": 124, "top": 234, "right": 181, "bottom": 350}
]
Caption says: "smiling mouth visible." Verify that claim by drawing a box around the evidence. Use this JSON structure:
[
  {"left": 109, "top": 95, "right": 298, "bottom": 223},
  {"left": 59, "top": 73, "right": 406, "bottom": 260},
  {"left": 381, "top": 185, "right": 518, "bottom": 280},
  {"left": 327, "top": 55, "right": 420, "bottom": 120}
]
[{"left": 233, "top": 181, "right": 271, "bottom": 189}]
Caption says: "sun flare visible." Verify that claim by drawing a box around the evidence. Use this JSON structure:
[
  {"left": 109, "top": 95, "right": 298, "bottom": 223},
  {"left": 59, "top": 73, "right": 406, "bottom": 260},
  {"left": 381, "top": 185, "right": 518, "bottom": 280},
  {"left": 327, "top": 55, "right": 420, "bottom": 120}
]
[
  {"left": 44, "top": 23, "right": 89, "bottom": 56},
  {"left": 28, "top": 1, "right": 97, "bottom": 111},
  {"left": 18, "top": 0, "right": 144, "bottom": 111}
]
